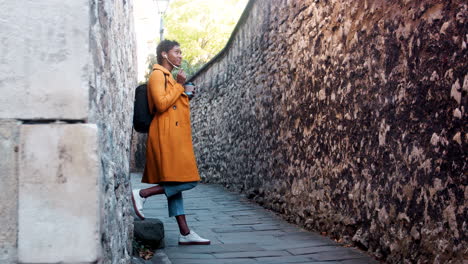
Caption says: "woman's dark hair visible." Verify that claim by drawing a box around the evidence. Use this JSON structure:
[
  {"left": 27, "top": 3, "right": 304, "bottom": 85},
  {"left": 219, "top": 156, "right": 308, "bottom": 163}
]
[{"left": 156, "top": 40, "right": 180, "bottom": 64}]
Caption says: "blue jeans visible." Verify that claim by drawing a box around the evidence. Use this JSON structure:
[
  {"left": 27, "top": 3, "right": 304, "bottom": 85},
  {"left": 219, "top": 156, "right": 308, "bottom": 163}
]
[{"left": 161, "top": 182, "right": 198, "bottom": 217}]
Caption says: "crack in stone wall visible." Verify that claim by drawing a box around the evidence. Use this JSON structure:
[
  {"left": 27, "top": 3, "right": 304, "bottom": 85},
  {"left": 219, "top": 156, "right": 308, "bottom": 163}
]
[{"left": 189, "top": 0, "right": 467, "bottom": 263}]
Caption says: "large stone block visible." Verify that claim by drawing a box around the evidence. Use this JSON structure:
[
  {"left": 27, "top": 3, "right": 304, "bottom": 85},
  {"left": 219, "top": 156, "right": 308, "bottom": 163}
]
[
  {"left": 18, "top": 124, "right": 100, "bottom": 263},
  {"left": 0, "top": 0, "right": 89, "bottom": 119},
  {"left": 0, "top": 120, "right": 20, "bottom": 264},
  {"left": 133, "top": 218, "right": 165, "bottom": 250}
]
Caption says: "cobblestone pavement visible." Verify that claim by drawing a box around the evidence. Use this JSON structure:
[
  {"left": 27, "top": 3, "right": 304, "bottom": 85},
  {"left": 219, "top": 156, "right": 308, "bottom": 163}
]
[{"left": 131, "top": 173, "right": 380, "bottom": 264}]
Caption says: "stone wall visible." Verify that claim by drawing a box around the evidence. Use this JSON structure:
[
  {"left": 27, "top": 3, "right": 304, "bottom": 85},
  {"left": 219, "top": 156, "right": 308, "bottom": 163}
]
[
  {"left": 189, "top": 0, "right": 467, "bottom": 263},
  {"left": 89, "top": 0, "right": 138, "bottom": 263},
  {"left": 130, "top": 133, "right": 147, "bottom": 172},
  {"left": 0, "top": 0, "right": 137, "bottom": 263},
  {"left": 0, "top": 121, "right": 20, "bottom": 263}
]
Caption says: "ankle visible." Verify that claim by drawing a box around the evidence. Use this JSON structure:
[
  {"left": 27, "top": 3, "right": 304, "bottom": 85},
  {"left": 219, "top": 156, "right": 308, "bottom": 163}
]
[{"left": 180, "top": 230, "right": 190, "bottom": 236}]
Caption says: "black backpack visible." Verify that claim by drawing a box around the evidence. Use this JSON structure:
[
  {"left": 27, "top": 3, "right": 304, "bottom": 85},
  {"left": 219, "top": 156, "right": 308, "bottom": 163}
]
[{"left": 133, "top": 71, "right": 166, "bottom": 133}]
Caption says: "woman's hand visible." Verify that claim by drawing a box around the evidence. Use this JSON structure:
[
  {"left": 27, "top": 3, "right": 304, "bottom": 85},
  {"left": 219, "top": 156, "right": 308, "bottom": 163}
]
[{"left": 176, "top": 69, "right": 186, "bottom": 84}]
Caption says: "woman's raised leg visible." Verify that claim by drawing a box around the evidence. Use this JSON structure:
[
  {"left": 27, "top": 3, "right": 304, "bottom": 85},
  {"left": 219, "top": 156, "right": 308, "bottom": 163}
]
[
  {"left": 139, "top": 185, "right": 165, "bottom": 197},
  {"left": 132, "top": 185, "right": 165, "bottom": 220}
]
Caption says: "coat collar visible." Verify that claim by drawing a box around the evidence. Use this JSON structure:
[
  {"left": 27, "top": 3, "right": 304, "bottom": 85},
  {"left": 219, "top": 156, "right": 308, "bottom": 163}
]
[
  {"left": 153, "top": 64, "right": 171, "bottom": 75},
  {"left": 153, "top": 64, "right": 178, "bottom": 87}
]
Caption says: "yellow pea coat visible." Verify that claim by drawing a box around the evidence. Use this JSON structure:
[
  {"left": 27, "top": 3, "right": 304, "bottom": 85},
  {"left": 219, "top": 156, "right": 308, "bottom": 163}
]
[{"left": 142, "top": 64, "right": 200, "bottom": 184}]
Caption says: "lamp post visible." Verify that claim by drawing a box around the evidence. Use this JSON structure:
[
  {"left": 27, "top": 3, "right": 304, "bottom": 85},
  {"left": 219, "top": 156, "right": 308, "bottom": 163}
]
[{"left": 155, "top": 0, "right": 170, "bottom": 41}]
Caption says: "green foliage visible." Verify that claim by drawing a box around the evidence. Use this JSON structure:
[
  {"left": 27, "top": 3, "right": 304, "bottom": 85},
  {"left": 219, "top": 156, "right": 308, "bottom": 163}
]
[
  {"left": 165, "top": 0, "right": 240, "bottom": 63},
  {"left": 179, "top": 60, "right": 205, "bottom": 78},
  {"left": 143, "top": 0, "right": 247, "bottom": 81},
  {"left": 144, "top": 54, "right": 157, "bottom": 82}
]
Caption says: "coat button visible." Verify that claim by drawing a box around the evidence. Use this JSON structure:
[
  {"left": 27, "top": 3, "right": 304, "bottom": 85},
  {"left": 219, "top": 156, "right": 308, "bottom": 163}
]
[
  {"left": 176, "top": 121, "right": 179, "bottom": 126},
  {"left": 173, "top": 105, "right": 177, "bottom": 110}
]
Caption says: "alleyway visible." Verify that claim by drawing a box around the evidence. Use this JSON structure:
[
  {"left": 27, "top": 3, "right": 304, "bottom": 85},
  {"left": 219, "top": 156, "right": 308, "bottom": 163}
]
[{"left": 131, "top": 173, "right": 379, "bottom": 264}]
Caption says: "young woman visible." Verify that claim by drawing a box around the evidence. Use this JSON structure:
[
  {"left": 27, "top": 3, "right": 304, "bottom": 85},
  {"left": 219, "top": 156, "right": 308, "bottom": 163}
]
[{"left": 132, "top": 40, "right": 209, "bottom": 245}]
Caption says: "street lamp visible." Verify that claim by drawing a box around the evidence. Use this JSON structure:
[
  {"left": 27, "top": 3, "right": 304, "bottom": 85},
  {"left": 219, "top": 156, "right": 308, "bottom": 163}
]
[{"left": 155, "top": 0, "right": 170, "bottom": 42}]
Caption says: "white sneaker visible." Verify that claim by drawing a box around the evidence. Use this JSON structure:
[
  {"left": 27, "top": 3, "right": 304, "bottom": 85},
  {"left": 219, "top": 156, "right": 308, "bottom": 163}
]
[
  {"left": 131, "top": 189, "right": 146, "bottom": 220},
  {"left": 179, "top": 231, "right": 211, "bottom": 245}
]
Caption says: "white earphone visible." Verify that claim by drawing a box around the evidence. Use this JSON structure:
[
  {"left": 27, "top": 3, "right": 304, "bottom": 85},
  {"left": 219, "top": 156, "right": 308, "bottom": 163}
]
[{"left": 163, "top": 54, "right": 179, "bottom": 69}]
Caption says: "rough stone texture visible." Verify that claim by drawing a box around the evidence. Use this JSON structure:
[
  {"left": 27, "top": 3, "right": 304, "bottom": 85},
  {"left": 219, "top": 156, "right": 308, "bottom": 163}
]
[
  {"left": 0, "top": 0, "right": 137, "bottom": 263},
  {"left": 190, "top": 0, "right": 467, "bottom": 263},
  {"left": 0, "top": 0, "right": 89, "bottom": 120},
  {"left": 0, "top": 120, "right": 20, "bottom": 264},
  {"left": 88, "top": 0, "right": 138, "bottom": 263},
  {"left": 130, "top": 132, "right": 147, "bottom": 172},
  {"left": 17, "top": 124, "right": 100, "bottom": 263},
  {"left": 134, "top": 218, "right": 165, "bottom": 249}
]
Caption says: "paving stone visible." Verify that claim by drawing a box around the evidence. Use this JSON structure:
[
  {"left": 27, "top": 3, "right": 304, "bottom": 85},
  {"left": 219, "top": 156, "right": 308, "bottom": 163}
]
[
  {"left": 171, "top": 259, "right": 258, "bottom": 264},
  {"left": 228, "top": 230, "right": 285, "bottom": 236},
  {"left": 219, "top": 208, "right": 258, "bottom": 212},
  {"left": 304, "top": 249, "right": 370, "bottom": 261},
  {"left": 212, "top": 226, "right": 254, "bottom": 233},
  {"left": 255, "top": 256, "right": 341, "bottom": 264},
  {"left": 250, "top": 224, "right": 282, "bottom": 231},
  {"left": 165, "top": 252, "right": 215, "bottom": 259},
  {"left": 149, "top": 250, "right": 172, "bottom": 264},
  {"left": 230, "top": 210, "right": 260, "bottom": 216},
  {"left": 214, "top": 233, "right": 282, "bottom": 244},
  {"left": 231, "top": 220, "right": 264, "bottom": 225},
  {"left": 287, "top": 245, "right": 347, "bottom": 255},
  {"left": 339, "top": 258, "right": 381, "bottom": 264},
  {"left": 213, "top": 215, "right": 237, "bottom": 220},
  {"left": 261, "top": 240, "right": 336, "bottom": 251},
  {"left": 214, "top": 250, "right": 291, "bottom": 259},
  {"left": 253, "top": 255, "right": 318, "bottom": 263},
  {"left": 131, "top": 256, "right": 148, "bottom": 264},
  {"left": 164, "top": 243, "right": 264, "bottom": 254},
  {"left": 276, "top": 231, "right": 329, "bottom": 240},
  {"left": 130, "top": 174, "right": 378, "bottom": 264}
]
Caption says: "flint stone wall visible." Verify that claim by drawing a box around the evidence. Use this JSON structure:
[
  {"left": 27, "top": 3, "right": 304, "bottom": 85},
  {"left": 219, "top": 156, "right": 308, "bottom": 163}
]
[
  {"left": 130, "top": 133, "right": 147, "bottom": 172},
  {"left": 89, "top": 1, "right": 137, "bottom": 263},
  {"left": 190, "top": 0, "right": 467, "bottom": 263}
]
